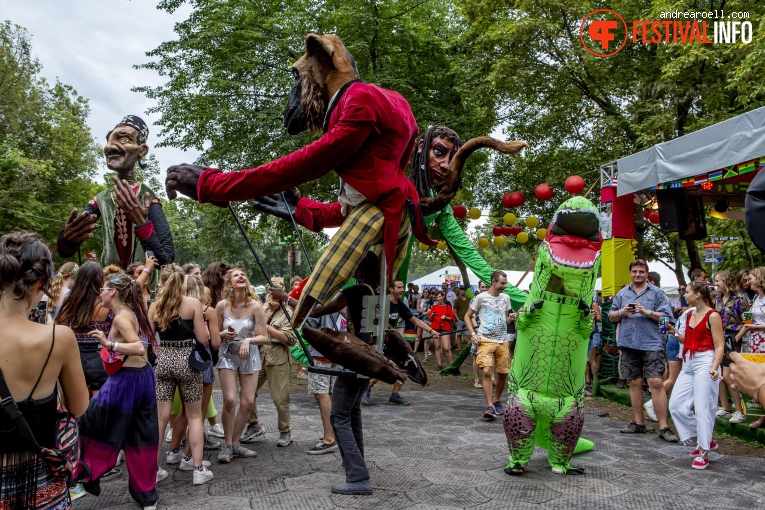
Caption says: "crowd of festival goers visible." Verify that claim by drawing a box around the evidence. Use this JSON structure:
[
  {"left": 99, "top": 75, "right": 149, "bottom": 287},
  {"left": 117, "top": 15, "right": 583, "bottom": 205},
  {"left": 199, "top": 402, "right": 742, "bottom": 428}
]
[{"left": 4, "top": 230, "right": 765, "bottom": 508}]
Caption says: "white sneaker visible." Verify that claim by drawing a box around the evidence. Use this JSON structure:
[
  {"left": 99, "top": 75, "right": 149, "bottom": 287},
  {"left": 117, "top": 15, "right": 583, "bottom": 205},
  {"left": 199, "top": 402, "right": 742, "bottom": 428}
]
[
  {"left": 166, "top": 450, "right": 181, "bottom": 464},
  {"left": 192, "top": 466, "right": 214, "bottom": 485},
  {"left": 179, "top": 456, "right": 212, "bottom": 471},
  {"left": 156, "top": 468, "right": 168, "bottom": 483},
  {"left": 207, "top": 423, "right": 225, "bottom": 438},
  {"left": 643, "top": 400, "right": 658, "bottom": 422},
  {"left": 115, "top": 450, "right": 125, "bottom": 466},
  {"left": 716, "top": 408, "right": 732, "bottom": 417},
  {"left": 729, "top": 411, "right": 746, "bottom": 424},
  {"left": 144, "top": 505, "right": 157, "bottom": 510},
  {"left": 165, "top": 428, "right": 173, "bottom": 443}
]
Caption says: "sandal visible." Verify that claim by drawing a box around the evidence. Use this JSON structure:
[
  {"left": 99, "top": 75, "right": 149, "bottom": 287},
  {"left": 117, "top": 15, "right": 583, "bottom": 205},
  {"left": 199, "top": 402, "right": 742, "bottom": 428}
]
[
  {"left": 749, "top": 416, "right": 765, "bottom": 429},
  {"left": 474, "top": 381, "right": 483, "bottom": 389}
]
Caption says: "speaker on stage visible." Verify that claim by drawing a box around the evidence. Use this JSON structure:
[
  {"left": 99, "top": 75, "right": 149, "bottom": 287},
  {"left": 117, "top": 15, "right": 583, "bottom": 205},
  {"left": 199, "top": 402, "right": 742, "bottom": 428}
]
[{"left": 656, "top": 188, "right": 707, "bottom": 240}]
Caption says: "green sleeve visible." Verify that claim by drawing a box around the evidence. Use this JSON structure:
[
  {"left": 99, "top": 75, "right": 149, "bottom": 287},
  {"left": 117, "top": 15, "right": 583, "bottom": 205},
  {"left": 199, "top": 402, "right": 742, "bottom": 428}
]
[{"left": 436, "top": 211, "right": 528, "bottom": 311}]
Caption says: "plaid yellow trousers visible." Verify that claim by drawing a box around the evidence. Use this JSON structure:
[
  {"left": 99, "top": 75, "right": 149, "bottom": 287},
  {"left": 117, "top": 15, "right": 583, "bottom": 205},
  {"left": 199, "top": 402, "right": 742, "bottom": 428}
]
[{"left": 294, "top": 202, "right": 411, "bottom": 325}]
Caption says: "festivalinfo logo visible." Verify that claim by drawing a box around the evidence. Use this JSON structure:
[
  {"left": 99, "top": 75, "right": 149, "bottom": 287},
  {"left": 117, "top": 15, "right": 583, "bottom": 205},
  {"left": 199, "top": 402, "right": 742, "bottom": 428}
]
[{"left": 580, "top": 8, "right": 752, "bottom": 57}]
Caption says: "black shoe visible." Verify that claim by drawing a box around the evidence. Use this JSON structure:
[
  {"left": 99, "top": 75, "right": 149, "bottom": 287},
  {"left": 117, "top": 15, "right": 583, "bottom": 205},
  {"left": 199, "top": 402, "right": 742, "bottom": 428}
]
[
  {"left": 658, "top": 427, "right": 679, "bottom": 443},
  {"left": 436, "top": 365, "right": 443, "bottom": 373},
  {"left": 617, "top": 379, "right": 627, "bottom": 389},
  {"left": 331, "top": 479, "right": 373, "bottom": 495},
  {"left": 620, "top": 421, "right": 647, "bottom": 434},
  {"left": 307, "top": 440, "right": 338, "bottom": 455}
]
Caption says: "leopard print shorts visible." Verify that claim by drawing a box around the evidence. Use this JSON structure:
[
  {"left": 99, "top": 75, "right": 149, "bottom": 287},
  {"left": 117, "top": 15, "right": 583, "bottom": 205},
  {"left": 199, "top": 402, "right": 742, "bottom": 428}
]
[{"left": 155, "top": 345, "right": 203, "bottom": 403}]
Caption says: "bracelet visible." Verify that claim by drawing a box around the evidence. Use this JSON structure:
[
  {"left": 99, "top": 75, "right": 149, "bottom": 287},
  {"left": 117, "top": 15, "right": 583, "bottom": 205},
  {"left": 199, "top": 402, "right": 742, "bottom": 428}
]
[
  {"left": 143, "top": 268, "right": 151, "bottom": 274},
  {"left": 109, "top": 341, "right": 115, "bottom": 352},
  {"left": 114, "top": 342, "right": 119, "bottom": 352}
]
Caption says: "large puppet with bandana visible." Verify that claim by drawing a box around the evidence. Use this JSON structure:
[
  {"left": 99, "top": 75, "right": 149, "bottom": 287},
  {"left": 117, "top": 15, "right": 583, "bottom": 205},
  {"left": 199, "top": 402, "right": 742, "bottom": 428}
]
[{"left": 503, "top": 196, "right": 602, "bottom": 475}]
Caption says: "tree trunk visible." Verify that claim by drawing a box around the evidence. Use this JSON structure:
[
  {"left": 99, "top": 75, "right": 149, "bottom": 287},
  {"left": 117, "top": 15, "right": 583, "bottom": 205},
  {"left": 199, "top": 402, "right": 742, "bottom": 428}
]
[
  {"left": 671, "top": 234, "right": 686, "bottom": 285},
  {"left": 448, "top": 244, "right": 471, "bottom": 288},
  {"left": 739, "top": 229, "right": 755, "bottom": 269},
  {"left": 686, "top": 239, "right": 701, "bottom": 270}
]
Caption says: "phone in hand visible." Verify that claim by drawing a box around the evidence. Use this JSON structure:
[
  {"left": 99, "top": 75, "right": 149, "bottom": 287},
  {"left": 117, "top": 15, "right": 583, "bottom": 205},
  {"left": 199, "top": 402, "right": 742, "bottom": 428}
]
[
  {"left": 627, "top": 303, "right": 636, "bottom": 310},
  {"left": 146, "top": 250, "right": 154, "bottom": 259}
]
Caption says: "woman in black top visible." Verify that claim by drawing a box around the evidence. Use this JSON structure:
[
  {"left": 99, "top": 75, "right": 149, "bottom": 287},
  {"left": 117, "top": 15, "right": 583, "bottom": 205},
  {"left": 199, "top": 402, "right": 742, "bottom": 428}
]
[{"left": 0, "top": 232, "right": 88, "bottom": 509}]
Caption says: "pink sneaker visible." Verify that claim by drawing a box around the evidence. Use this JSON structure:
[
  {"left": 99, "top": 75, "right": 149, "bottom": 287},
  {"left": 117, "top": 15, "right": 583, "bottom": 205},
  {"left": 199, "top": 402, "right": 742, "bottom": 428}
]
[
  {"left": 692, "top": 456, "right": 709, "bottom": 470},
  {"left": 690, "top": 440, "right": 717, "bottom": 457}
]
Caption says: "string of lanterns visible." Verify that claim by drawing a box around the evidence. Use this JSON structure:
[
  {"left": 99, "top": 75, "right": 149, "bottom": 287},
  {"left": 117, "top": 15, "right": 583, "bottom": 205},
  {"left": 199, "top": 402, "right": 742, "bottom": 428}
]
[{"left": 418, "top": 175, "right": 587, "bottom": 250}]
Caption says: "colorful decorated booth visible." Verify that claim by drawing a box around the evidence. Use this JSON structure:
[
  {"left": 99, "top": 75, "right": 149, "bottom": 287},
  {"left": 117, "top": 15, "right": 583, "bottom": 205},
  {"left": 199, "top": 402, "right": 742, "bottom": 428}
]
[{"left": 599, "top": 105, "right": 765, "bottom": 295}]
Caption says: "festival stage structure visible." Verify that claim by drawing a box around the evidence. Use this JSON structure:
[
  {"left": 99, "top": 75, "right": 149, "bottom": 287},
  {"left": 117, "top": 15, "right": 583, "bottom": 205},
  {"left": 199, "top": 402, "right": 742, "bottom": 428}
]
[{"left": 599, "top": 105, "right": 765, "bottom": 295}]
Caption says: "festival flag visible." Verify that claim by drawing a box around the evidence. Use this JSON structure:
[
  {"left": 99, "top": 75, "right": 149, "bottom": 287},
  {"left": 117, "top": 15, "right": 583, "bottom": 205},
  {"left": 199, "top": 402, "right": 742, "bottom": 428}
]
[
  {"left": 723, "top": 165, "right": 738, "bottom": 178},
  {"left": 738, "top": 160, "right": 756, "bottom": 174},
  {"left": 682, "top": 177, "right": 695, "bottom": 187},
  {"left": 708, "top": 170, "right": 723, "bottom": 181}
]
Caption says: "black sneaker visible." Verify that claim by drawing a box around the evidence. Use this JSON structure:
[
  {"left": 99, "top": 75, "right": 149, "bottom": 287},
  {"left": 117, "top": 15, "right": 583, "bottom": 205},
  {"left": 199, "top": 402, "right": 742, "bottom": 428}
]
[
  {"left": 658, "top": 427, "right": 679, "bottom": 443},
  {"left": 620, "top": 421, "right": 647, "bottom": 434},
  {"left": 307, "top": 440, "right": 338, "bottom": 455},
  {"left": 436, "top": 365, "right": 443, "bottom": 373},
  {"left": 584, "top": 383, "right": 593, "bottom": 396}
]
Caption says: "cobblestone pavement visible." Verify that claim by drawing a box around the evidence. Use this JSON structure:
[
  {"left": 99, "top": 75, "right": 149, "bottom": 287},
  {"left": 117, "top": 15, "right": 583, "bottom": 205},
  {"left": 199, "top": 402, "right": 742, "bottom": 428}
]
[{"left": 74, "top": 389, "right": 765, "bottom": 509}]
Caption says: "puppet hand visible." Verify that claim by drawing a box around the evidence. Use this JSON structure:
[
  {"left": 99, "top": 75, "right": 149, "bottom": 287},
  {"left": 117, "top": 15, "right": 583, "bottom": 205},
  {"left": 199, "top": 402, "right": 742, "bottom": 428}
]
[
  {"left": 165, "top": 163, "right": 207, "bottom": 201},
  {"left": 251, "top": 188, "right": 301, "bottom": 221},
  {"left": 63, "top": 209, "right": 98, "bottom": 243}
]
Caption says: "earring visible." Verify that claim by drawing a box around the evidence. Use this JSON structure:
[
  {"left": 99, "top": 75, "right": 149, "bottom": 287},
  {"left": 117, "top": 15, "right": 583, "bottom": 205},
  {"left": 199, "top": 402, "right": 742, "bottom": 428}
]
[{"left": 229, "top": 287, "right": 234, "bottom": 297}]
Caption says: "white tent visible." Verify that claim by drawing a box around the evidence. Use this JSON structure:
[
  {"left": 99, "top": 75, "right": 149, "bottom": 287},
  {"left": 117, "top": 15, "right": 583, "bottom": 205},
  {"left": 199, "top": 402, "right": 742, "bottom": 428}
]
[
  {"left": 408, "top": 266, "right": 534, "bottom": 291},
  {"left": 409, "top": 260, "right": 688, "bottom": 296}
]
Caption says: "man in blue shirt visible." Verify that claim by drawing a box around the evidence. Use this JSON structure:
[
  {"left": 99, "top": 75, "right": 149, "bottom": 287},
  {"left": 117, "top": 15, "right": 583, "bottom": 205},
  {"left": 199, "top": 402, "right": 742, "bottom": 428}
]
[{"left": 608, "top": 259, "right": 678, "bottom": 442}]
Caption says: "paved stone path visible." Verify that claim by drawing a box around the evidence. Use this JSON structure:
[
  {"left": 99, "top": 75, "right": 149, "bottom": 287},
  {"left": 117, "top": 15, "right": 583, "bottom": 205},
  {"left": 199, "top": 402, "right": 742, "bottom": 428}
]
[{"left": 74, "top": 389, "right": 765, "bottom": 509}]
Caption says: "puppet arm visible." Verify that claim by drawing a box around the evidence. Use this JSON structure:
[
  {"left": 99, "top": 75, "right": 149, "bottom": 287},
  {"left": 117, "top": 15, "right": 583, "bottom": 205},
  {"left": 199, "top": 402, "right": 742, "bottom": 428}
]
[
  {"left": 436, "top": 210, "right": 528, "bottom": 311},
  {"left": 199, "top": 109, "right": 374, "bottom": 204}
]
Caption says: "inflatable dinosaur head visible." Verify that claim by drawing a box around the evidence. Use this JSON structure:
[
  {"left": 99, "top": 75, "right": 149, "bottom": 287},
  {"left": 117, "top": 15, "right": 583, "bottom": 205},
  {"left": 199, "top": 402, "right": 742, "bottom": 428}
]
[
  {"left": 535, "top": 196, "right": 602, "bottom": 300},
  {"left": 283, "top": 33, "right": 360, "bottom": 135}
]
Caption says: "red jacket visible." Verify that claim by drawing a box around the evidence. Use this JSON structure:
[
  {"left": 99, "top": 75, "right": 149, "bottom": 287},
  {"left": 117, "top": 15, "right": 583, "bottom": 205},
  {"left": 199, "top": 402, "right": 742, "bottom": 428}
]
[
  {"left": 429, "top": 304, "right": 454, "bottom": 332},
  {"left": 197, "top": 82, "right": 437, "bottom": 274}
]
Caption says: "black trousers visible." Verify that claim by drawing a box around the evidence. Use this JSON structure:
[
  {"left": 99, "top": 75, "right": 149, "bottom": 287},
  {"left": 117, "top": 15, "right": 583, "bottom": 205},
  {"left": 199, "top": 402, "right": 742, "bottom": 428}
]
[{"left": 330, "top": 377, "right": 370, "bottom": 482}]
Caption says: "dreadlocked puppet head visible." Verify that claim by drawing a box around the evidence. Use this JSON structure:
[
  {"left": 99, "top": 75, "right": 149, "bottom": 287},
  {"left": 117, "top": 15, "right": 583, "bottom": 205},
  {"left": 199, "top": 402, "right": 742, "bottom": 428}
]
[
  {"left": 283, "top": 33, "right": 360, "bottom": 135},
  {"left": 411, "top": 126, "right": 463, "bottom": 199},
  {"left": 415, "top": 127, "right": 530, "bottom": 216}
]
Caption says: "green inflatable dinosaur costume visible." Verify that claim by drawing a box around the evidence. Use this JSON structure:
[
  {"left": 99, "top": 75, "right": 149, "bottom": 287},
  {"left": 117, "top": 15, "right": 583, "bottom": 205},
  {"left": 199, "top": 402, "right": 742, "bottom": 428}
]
[{"left": 503, "top": 196, "right": 602, "bottom": 475}]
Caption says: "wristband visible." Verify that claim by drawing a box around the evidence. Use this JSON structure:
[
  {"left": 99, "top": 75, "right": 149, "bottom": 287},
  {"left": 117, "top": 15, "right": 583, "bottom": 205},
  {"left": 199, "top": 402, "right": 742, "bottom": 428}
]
[
  {"left": 143, "top": 268, "right": 151, "bottom": 274},
  {"left": 114, "top": 342, "right": 119, "bottom": 352}
]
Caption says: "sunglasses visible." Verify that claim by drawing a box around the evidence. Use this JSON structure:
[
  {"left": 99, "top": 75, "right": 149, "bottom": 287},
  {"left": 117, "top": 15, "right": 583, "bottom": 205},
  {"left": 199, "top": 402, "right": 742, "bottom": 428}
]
[{"left": 100, "top": 287, "right": 115, "bottom": 293}]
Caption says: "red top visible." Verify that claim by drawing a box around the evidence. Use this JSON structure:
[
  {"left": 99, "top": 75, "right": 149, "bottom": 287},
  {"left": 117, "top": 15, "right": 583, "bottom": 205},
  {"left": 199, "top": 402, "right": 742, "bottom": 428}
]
[
  {"left": 428, "top": 304, "right": 454, "bottom": 332},
  {"left": 196, "top": 82, "right": 437, "bottom": 275},
  {"left": 682, "top": 309, "right": 718, "bottom": 360}
]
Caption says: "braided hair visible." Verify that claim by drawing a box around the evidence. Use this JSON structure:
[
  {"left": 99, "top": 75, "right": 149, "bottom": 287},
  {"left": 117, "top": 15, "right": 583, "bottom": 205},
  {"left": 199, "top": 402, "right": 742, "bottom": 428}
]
[
  {"left": 410, "top": 126, "right": 463, "bottom": 199},
  {"left": 0, "top": 231, "right": 54, "bottom": 306}
]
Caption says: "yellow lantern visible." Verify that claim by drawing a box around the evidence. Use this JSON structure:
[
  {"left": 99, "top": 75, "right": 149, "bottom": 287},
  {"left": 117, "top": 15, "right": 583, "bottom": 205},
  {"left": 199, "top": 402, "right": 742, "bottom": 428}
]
[
  {"left": 418, "top": 242, "right": 429, "bottom": 251},
  {"left": 525, "top": 217, "right": 539, "bottom": 228},
  {"left": 437, "top": 240, "right": 447, "bottom": 251},
  {"left": 468, "top": 207, "right": 481, "bottom": 220},
  {"left": 517, "top": 232, "right": 529, "bottom": 244},
  {"left": 478, "top": 237, "right": 489, "bottom": 249},
  {"left": 503, "top": 212, "right": 517, "bottom": 225},
  {"left": 493, "top": 236, "right": 505, "bottom": 247},
  {"left": 536, "top": 228, "right": 546, "bottom": 240}
]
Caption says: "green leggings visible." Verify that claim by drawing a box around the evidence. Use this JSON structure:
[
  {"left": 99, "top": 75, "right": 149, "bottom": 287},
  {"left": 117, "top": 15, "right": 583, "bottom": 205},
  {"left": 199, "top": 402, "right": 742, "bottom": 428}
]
[{"left": 171, "top": 388, "right": 217, "bottom": 419}]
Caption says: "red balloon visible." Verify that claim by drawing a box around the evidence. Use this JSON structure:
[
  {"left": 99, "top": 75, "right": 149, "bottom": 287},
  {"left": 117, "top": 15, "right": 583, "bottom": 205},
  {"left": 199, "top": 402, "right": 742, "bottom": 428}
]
[
  {"left": 509, "top": 226, "right": 523, "bottom": 236},
  {"left": 503, "top": 191, "right": 525, "bottom": 209},
  {"left": 642, "top": 209, "right": 652, "bottom": 219},
  {"left": 564, "top": 175, "right": 585, "bottom": 194},
  {"left": 492, "top": 226, "right": 503, "bottom": 236},
  {"left": 502, "top": 226, "right": 513, "bottom": 236},
  {"left": 452, "top": 205, "right": 467, "bottom": 219},
  {"left": 648, "top": 211, "right": 660, "bottom": 224},
  {"left": 535, "top": 183, "right": 554, "bottom": 201}
]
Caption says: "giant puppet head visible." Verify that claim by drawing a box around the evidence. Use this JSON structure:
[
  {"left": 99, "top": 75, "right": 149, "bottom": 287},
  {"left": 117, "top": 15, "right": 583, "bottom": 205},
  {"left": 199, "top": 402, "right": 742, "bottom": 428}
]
[{"left": 283, "top": 33, "right": 360, "bottom": 135}]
